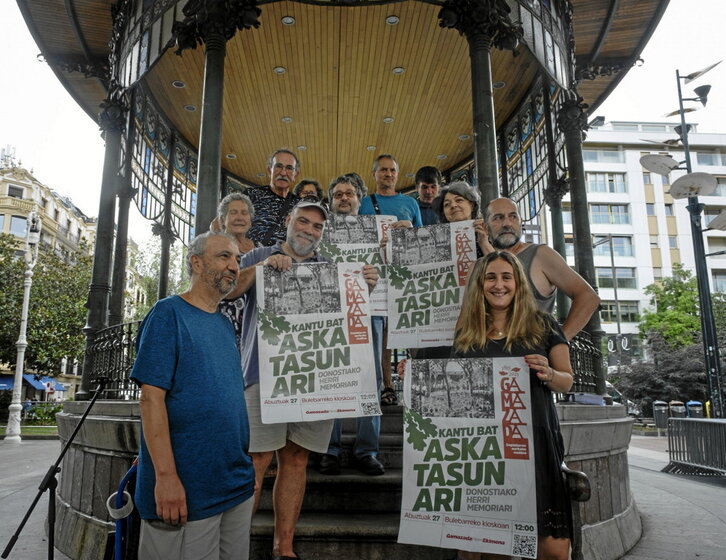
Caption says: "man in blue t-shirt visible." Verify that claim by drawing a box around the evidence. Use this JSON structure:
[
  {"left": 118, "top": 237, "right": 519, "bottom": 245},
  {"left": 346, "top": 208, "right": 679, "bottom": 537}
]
[{"left": 131, "top": 232, "right": 255, "bottom": 560}]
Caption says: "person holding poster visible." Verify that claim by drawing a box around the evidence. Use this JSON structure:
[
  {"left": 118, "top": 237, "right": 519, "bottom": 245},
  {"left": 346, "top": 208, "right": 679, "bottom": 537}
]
[
  {"left": 452, "top": 251, "right": 574, "bottom": 560},
  {"left": 432, "top": 180, "right": 489, "bottom": 258},
  {"left": 236, "top": 200, "right": 379, "bottom": 560}
]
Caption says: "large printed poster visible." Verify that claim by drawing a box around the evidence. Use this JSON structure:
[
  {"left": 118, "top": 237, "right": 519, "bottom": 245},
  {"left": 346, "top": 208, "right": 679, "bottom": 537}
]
[
  {"left": 318, "top": 214, "right": 396, "bottom": 315},
  {"left": 398, "top": 357, "right": 538, "bottom": 559},
  {"left": 255, "top": 262, "right": 381, "bottom": 423},
  {"left": 387, "top": 221, "right": 477, "bottom": 348}
]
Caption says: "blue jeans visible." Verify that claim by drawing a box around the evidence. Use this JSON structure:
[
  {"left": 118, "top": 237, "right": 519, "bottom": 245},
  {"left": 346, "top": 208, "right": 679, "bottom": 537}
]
[{"left": 327, "top": 316, "right": 384, "bottom": 458}]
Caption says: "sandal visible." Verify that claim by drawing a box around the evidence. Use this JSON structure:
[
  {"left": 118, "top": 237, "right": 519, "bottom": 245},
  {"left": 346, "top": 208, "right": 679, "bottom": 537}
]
[{"left": 380, "top": 387, "right": 398, "bottom": 406}]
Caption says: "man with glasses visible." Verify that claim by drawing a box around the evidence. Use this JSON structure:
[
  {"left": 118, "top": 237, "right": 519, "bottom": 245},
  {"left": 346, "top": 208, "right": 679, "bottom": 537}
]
[{"left": 246, "top": 149, "right": 301, "bottom": 246}]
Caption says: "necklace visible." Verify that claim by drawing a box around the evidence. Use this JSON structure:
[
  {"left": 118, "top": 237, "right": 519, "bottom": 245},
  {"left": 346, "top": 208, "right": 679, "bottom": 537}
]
[{"left": 489, "top": 328, "right": 505, "bottom": 338}]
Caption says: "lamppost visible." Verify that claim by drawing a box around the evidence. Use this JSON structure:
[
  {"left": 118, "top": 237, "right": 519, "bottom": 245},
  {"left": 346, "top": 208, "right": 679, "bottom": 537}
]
[
  {"left": 593, "top": 235, "right": 624, "bottom": 377},
  {"left": 3, "top": 211, "right": 42, "bottom": 443},
  {"left": 640, "top": 61, "right": 724, "bottom": 418}
]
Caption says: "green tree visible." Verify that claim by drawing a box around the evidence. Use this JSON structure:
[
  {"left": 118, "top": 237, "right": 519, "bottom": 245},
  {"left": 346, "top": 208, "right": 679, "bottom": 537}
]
[
  {"left": 0, "top": 233, "right": 92, "bottom": 374},
  {"left": 639, "top": 263, "right": 700, "bottom": 347}
]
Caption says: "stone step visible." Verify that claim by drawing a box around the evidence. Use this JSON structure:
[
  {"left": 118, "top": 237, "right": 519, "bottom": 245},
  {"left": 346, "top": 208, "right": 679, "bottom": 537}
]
[
  {"left": 258, "top": 467, "right": 403, "bottom": 513},
  {"left": 339, "top": 404, "right": 404, "bottom": 434},
  {"left": 335, "top": 432, "right": 404, "bottom": 469},
  {"left": 250, "top": 510, "right": 452, "bottom": 560}
]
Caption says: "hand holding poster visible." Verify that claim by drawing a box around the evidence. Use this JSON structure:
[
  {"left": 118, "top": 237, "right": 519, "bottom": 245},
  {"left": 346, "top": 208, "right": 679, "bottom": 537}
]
[
  {"left": 387, "top": 221, "right": 477, "bottom": 348},
  {"left": 398, "top": 357, "right": 538, "bottom": 558},
  {"left": 256, "top": 262, "right": 381, "bottom": 424},
  {"left": 318, "top": 214, "right": 396, "bottom": 315}
]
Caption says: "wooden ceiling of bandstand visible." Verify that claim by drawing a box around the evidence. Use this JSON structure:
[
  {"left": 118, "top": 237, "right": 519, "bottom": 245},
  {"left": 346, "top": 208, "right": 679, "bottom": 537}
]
[{"left": 18, "top": 0, "right": 668, "bottom": 193}]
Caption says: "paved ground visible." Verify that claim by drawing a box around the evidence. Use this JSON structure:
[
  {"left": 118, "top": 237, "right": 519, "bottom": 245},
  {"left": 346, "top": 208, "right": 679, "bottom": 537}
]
[{"left": 1, "top": 436, "right": 724, "bottom": 559}]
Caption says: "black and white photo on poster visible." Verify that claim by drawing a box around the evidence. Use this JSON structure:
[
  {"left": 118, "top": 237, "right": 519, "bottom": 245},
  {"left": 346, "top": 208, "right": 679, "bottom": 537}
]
[{"left": 262, "top": 263, "right": 341, "bottom": 316}]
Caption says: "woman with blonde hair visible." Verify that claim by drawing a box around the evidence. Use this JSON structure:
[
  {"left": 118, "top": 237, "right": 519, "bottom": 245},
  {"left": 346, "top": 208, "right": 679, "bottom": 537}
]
[{"left": 453, "top": 251, "right": 574, "bottom": 560}]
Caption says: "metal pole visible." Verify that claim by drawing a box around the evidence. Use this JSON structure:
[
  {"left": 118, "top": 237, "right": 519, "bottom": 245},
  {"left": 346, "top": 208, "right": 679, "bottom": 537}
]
[
  {"left": 194, "top": 32, "right": 226, "bottom": 236},
  {"left": 608, "top": 236, "right": 623, "bottom": 377},
  {"left": 158, "top": 134, "right": 177, "bottom": 300},
  {"left": 676, "top": 69, "right": 724, "bottom": 417},
  {"left": 469, "top": 32, "right": 500, "bottom": 206},
  {"left": 3, "top": 216, "right": 40, "bottom": 444}
]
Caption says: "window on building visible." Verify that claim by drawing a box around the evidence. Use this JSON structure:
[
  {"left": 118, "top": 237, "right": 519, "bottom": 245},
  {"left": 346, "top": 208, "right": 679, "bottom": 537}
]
[
  {"left": 697, "top": 152, "right": 722, "bottom": 166},
  {"left": 642, "top": 124, "right": 666, "bottom": 133},
  {"left": 41, "top": 198, "right": 49, "bottom": 209},
  {"left": 9, "top": 215, "right": 27, "bottom": 237},
  {"left": 596, "top": 267, "right": 637, "bottom": 289},
  {"left": 713, "top": 270, "right": 726, "bottom": 292},
  {"left": 593, "top": 235, "right": 633, "bottom": 257},
  {"left": 650, "top": 235, "right": 659, "bottom": 248},
  {"left": 708, "top": 237, "right": 726, "bottom": 253},
  {"left": 54, "top": 209, "right": 60, "bottom": 222},
  {"left": 565, "top": 235, "right": 574, "bottom": 257},
  {"left": 562, "top": 203, "right": 572, "bottom": 225},
  {"left": 646, "top": 203, "right": 655, "bottom": 216},
  {"left": 8, "top": 185, "right": 23, "bottom": 199},
  {"left": 587, "top": 172, "right": 627, "bottom": 193},
  {"left": 704, "top": 208, "right": 724, "bottom": 226},
  {"left": 669, "top": 236, "right": 678, "bottom": 249},
  {"left": 664, "top": 204, "right": 674, "bottom": 216},
  {"left": 653, "top": 267, "right": 662, "bottom": 281},
  {"left": 713, "top": 177, "right": 726, "bottom": 197},
  {"left": 642, "top": 172, "right": 652, "bottom": 185},
  {"left": 0, "top": 214, "right": 4, "bottom": 231},
  {"left": 611, "top": 123, "right": 639, "bottom": 131},
  {"left": 591, "top": 204, "right": 630, "bottom": 224},
  {"left": 583, "top": 149, "right": 625, "bottom": 163},
  {"left": 601, "top": 301, "right": 639, "bottom": 323}
]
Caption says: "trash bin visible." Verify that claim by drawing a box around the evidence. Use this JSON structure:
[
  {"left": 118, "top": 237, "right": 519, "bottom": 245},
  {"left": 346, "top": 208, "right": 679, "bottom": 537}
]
[
  {"left": 653, "top": 400, "right": 669, "bottom": 429},
  {"left": 669, "top": 400, "right": 686, "bottom": 418},
  {"left": 686, "top": 400, "right": 704, "bottom": 418}
]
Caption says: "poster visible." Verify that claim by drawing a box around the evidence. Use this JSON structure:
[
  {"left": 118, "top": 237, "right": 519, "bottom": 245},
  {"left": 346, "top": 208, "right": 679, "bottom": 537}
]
[
  {"left": 318, "top": 214, "right": 396, "bottom": 315},
  {"left": 255, "top": 261, "right": 381, "bottom": 423},
  {"left": 387, "top": 221, "right": 477, "bottom": 348},
  {"left": 398, "top": 357, "right": 538, "bottom": 559}
]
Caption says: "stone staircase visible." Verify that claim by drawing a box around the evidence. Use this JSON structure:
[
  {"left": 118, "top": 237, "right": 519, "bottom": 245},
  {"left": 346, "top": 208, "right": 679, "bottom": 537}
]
[{"left": 250, "top": 404, "right": 451, "bottom": 560}]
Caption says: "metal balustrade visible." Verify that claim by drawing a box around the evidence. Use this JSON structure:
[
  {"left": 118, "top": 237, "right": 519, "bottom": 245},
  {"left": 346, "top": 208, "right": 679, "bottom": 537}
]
[{"left": 665, "top": 418, "right": 726, "bottom": 476}]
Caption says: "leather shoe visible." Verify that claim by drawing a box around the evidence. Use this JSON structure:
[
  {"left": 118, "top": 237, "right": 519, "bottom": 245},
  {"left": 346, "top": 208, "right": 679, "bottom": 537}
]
[
  {"left": 318, "top": 454, "right": 340, "bottom": 475},
  {"left": 356, "top": 455, "right": 385, "bottom": 476}
]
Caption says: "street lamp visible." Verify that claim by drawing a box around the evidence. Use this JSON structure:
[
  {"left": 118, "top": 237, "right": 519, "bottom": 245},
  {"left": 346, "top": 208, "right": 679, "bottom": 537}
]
[
  {"left": 3, "top": 211, "right": 42, "bottom": 443},
  {"left": 593, "top": 235, "right": 624, "bottom": 377},
  {"left": 639, "top": 61, "right": 724, "bottom": 418}
]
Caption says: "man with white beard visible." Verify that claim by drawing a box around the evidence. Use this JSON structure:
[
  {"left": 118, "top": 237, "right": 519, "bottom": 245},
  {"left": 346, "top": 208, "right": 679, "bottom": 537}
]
[{"left": 236, "top": 200, "right": 378, "bottom": 560}]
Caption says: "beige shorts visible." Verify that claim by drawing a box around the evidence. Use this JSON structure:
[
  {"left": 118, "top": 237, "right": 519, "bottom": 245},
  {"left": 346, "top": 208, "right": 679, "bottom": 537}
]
[{"left": 244, "top": 383, "right": 334, "bottom": 454}]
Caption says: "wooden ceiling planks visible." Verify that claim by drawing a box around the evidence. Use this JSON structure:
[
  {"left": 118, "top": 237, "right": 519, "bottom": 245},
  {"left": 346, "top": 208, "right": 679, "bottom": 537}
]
[{"left": 21, "top": 0, "right": 670, "bottom": 190}]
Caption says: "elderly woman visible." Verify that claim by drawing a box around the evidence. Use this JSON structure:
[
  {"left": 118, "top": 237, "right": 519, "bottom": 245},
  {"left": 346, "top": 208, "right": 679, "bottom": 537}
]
[
  {"left": 215, "top": 192, "right": 257, "bottom": 348},
  {"left": 453, "top": 251, "right": 574, "bottom": 560},
  {"left": 293, "top": 179, "right": 324, "bottom": 201},
  {"left": 432, "top": 180, "right": 490, "bottom": 257}
]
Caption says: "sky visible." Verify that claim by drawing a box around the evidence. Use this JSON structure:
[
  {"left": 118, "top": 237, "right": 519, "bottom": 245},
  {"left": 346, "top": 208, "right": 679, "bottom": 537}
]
[{"left": 0, "top": 0, "right": 724, "bottom": 241}]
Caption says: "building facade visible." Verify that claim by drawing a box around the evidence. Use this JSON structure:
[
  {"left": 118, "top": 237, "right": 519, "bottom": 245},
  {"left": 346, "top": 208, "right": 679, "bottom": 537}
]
[{"left": 552, "top": 120, "right": 726, "bottom": 365}]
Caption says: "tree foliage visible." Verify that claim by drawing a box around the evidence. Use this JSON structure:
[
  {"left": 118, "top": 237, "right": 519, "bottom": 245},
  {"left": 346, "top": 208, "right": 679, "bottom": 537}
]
[
  {"left": 639, "top": 263, "right": 700, "bottom": 348},
  {"left": 0, "top": 233, "right": 92, "bottom": 374}
]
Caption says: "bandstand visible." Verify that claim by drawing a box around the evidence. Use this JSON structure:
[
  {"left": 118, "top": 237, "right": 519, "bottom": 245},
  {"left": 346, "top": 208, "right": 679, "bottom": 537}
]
[{"left": 17, "top": 1, "right": 668, "bottom": 558}]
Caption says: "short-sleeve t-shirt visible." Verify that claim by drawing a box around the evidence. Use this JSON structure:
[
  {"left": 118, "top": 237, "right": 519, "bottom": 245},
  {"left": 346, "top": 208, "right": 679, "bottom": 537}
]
[
  {"left": 130, "top": 296, "right": 255, "bottom": 521},
  {"left": 246, "top": 186, "right": 300, "bottom": 246},
  {"left": 359, "top": 193, "right": 423, "bottom": 227}
]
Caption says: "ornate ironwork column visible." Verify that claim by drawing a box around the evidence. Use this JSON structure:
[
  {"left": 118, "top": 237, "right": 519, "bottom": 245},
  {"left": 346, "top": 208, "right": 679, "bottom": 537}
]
[
  {"left": 79, "top": 90, "right": 126, "bottom": 398},
  {"left": 174, "top": 0, "right": 261, "bottom": 235},
  {"left": 157, "top": 134, "right": 177, "bottom": 300},
  {"left": 438, "top": 0, "right": 522, "bottom": 206},
  {"left": 557, "top": 92, "right": 605, "bottom": 395},
  {"left": 109, "top": 92, "right": 136, "bottom": 326}
]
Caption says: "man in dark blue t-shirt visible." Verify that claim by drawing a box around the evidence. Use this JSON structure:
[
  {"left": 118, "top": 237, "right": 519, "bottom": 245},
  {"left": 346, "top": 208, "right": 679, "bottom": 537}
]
[{"left": 131, "top": 232, "right": 255, "bottom": 560}]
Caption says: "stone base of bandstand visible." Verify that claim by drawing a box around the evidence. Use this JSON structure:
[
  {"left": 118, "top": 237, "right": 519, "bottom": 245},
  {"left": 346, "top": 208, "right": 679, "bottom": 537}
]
[
  {"left": 559, "top": 404, "right": 641, "bottom": 560},
  {"left": 54, "top": 401, "right": 641, "bottom": 560}
]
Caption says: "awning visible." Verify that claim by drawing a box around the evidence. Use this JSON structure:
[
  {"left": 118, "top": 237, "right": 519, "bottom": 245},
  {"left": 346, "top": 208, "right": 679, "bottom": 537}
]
[{"left": 0, "top": 375, "right": 66, "bottom": 392}]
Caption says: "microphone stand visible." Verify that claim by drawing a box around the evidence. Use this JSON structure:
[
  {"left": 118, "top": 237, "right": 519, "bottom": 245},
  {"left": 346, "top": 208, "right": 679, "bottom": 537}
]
[{"left": 2, "top": 378, "right": 108, "bottom": 560}]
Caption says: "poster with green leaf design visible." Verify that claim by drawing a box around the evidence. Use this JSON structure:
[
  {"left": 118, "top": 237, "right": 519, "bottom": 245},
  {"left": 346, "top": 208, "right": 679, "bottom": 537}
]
[
  {"left": 319, "top": 214, "right": 396, "bottom": 315},
  {"left": 387, "top": 221, "right": 477, "bottom": 348},
  {"left": 398, "top": 357, "right": 537, "bottom": 558},
  {"left": 256, "top": 261, "right": 380, "bottom": 424}
]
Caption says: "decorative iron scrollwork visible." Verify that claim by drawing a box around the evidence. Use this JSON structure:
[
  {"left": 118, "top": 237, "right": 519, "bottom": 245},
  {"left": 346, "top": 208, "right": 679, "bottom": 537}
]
[
  {"left": 576, "top": 58, "right": 642, "bottom": 81},
  {"left": 556, "top": 92, "right": 589, "bottom": 137},
  {"left": 544, "top": 176, "right": 570, "bottom": 205},
  {"left": 173, "top": 0, "right": 261, "bottom": 55},
  {"left": 438, "top": 0, "right": 523, "bottom": 53}
]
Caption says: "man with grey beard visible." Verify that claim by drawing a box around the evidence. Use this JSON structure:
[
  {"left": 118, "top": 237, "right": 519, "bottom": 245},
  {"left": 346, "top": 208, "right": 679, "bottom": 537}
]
[
  {"left": 236, "top": 200, "right": 379, "bottom": 560},
  {"left": 483, "top": 197, "right": 600, "bottom": 340}
]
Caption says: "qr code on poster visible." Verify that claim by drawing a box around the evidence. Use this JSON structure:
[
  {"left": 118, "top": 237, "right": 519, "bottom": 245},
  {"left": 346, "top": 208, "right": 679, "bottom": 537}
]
[
  {"left": 512, "top": 534, "right": 537, "bottom": 558},
  {"left": 360, "top": 401, "right": 378, "bottom": 416}
]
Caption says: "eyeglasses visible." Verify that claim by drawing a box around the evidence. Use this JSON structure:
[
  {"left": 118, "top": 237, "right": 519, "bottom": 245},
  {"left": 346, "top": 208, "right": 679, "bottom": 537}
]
[
  {"left": 273, "top": 163, "right": 297, "bottom": 172},
  {"left": 332, "top": 191, "right": 357, "bottom": 200}
]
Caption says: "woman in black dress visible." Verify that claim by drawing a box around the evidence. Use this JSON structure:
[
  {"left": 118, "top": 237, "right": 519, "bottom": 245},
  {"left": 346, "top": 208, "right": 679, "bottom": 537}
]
[{"left": 453, "top": 251, "right": 574, "bottom": 560}]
